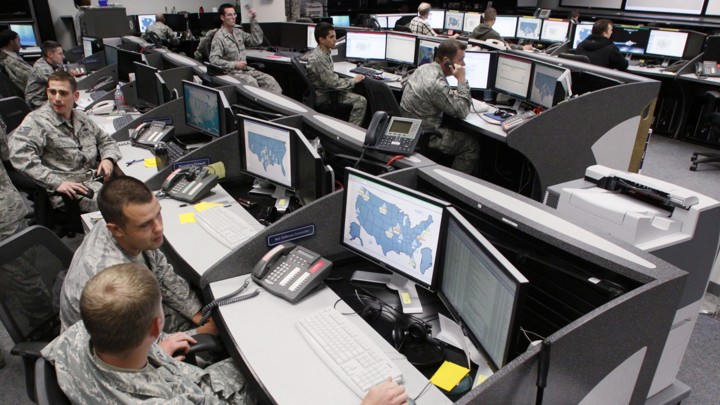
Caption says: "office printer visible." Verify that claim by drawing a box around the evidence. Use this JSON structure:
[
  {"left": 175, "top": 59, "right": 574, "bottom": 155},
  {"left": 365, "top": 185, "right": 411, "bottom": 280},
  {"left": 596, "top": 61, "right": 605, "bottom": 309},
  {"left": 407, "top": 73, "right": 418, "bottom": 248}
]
[
  {"left": 545, "top": 165, "right": 720, "bottom": 398},
  {"left": 301, "top": 2, "right": 323, "bottom": 18}
]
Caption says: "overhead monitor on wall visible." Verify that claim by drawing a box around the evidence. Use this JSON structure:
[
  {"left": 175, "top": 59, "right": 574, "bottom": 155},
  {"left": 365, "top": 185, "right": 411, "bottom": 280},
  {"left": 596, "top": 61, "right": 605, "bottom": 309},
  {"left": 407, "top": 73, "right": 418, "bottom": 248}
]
[
  {"left": 624, "top": 0, "right": 704, "bottom": 15},
  {"left": 559, "top": 0, "right": 623, "bottom": 9}
]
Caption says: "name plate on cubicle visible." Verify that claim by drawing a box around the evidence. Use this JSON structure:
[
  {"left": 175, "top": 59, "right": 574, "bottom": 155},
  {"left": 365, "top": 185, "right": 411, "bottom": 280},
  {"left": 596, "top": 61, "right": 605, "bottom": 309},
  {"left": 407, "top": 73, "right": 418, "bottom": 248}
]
[
  {"left": 268, "top": 225, "right": 316, "bottom": 247},
  {"left": 171, "top": 158, "right": 211, "bottom": 171}
]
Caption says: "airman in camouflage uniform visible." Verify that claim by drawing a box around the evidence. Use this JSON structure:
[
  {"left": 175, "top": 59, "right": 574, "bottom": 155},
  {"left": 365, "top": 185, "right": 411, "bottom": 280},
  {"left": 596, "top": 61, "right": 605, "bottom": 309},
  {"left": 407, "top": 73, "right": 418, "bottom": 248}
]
[
  {"left": 11, "top": 72, "right": 121, "bottom": 213},
  {"left": 209, "top": 4, "right": 282, "bottom": 94},
  {"left": 0, "top": 124, "right": 28, "bottom": 239},
  {"left": 142, "top": 14, "right": 180, "bottom": 47},
  {"left": 45, "top": 264, "right": 249, "bottom": 404},
  {"left": 0, "top": 29, "right": 32, "bottom": 91},
  {"left": 25, "top": 41, "right": 68, "bottom": 110},
  {"left": 400, "top": 39, "right": 479, "bottom": 174},
  {"left": 306, "top": 23, "right": 366, "bottom": 127},
  {"left": 194, "top": 29, "right": 219, "bottom": 61}
]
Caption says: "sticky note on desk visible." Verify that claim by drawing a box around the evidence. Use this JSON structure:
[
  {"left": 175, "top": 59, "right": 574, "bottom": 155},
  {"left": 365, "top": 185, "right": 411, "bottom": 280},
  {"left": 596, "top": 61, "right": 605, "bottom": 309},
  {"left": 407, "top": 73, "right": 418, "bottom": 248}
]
[
  {"left": 430, "top": 361, "right": 470, "bottom": 391},
  {"left": 178, "top": 212, "right": 196, "bottom": 224},
  {"left": 144, "top": 158, "right": 157, "bottom": 168},
  {"left": 194, "top": 202, "right": 222, "bottom": 212}
]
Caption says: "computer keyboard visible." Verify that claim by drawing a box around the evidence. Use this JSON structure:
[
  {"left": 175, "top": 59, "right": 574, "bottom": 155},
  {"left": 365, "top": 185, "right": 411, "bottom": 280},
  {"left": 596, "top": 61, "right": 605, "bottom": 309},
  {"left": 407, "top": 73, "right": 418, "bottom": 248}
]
[
  {"left": 501, "top": 110, "right": 536, "bottom": 132},
  {"left": 165, "top": 141, "right": 187, "bottom": 163},
  {"left": 297, "top": 306, "right": 403, "bottom": 398},
  {"left": 113, "top": 114, "right": 136, "bottom": 130},
  {"left": 350, "top": 66, "right": 383, "bottom": 76},
  {"left": 195, "top": 206, "right": 256, "bottom": 248}
]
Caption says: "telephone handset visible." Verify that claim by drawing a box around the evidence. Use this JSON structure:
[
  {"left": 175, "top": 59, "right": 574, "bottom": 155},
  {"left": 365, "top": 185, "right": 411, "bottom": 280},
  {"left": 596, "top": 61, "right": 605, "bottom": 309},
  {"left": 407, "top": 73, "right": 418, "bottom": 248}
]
[
  {"left": 131, "top": 121, "right": 174, "bottom": 146},
  {"left": 89, "top": 99, "right": 114, "bottom": 115},
  {"left": 90, "top": 75, "right": 114, "bottom": 92},
  {"left": 252, "top": 243, "right": 333, "bottom": 303},
  {"left": 364, "top": 111, "right": 423, "bottom": 155},
  {"left": 161, "top": 167, "right": 218, "bottom": 203}
]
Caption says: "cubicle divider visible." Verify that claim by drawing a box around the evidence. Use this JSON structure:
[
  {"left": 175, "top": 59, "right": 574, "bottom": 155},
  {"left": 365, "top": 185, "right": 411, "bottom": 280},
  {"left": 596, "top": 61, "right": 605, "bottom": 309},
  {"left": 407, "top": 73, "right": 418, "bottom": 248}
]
[
  {"left": 76, "top": 64, "right": 118, "bottom": 91},
  {"left": 111, "top": 97, "right": 186, "bottom": 142}
]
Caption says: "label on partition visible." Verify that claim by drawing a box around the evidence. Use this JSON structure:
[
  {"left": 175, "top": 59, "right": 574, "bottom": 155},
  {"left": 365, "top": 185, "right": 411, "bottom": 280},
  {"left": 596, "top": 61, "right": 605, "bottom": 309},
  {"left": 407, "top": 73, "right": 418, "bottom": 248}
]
[
  {"left": 268, "top": 225, "right": 315, "bottom": 247},
  {"left": 172, "top": 158, "right": 210, "bottom": 171}
]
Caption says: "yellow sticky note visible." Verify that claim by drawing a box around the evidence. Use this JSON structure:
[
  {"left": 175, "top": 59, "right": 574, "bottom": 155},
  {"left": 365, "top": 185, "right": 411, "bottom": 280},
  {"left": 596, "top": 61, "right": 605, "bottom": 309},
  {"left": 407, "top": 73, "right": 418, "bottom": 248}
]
[
  {"left": 401, "top": 292, "right": 412, "bottom": 304},
  {"left": 178, "top": 212, "right": 196, "bottom": 224},
  {"left": 430, "top": 361, "right": 470, "bottom": 391},
  {"left": 194, "top": 202, "right": 222, "bottom": 212},
  {"left": 144, "top": 158, "right": 157, "bottom": 167}
]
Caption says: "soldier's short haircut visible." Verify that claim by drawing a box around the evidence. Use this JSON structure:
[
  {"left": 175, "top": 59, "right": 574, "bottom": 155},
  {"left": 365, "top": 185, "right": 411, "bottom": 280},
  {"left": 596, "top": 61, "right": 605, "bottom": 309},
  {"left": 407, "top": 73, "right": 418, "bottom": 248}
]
[
  {"left": 98, "top": 176, "right": 155, "bottom": 228},
  {"left": 593, "top": 19, "right": 613, "bottom": 36},
  {"left": 47, "top": 70, "right": 78, "bottom": 93},
  {"left": 81, "top": 263, "right": 162, "bottom": 353},
  {"left": 0, "top": 30, "right": 19, "bottom": 48},
  {"left": 219, "top": 3, "right": 235, "bottom": 17},
  {"left": 41, "top": 40, "right": 62, "bottom": 58},
  {"left": 435, "top": 39, "right": 467, "bottom": 63},
  {"left": 315, "top": 22, "right": 334, "bottom": 42}
]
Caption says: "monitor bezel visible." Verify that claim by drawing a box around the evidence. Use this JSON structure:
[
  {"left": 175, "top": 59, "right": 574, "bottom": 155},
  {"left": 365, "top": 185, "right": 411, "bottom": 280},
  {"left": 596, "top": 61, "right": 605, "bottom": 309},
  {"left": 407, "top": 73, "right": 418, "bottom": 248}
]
[
  {"left": 10, "top": 23, "right": 38, "bottom": 47},
  {"left": 493, "top": 16, "right": 519, "bottom": 39},
  {"left": 645, "top": 29, "right": 689, "bottom": 59},
  {"left": 345, "top": 31, "right": 387, "bottom": 61},
  {"left": 444, "top": 10, "right": 465, "bottom": 32},
  {"left": 415, "top": 37, "right": 442, "bottom": 66},
  {"left": 116, "top": 48, "right": 144, "bottom": 82},
  {"left": 385, "top": 32, "right": 417, "bottom": 65},
  {"left": 134, "top": 62, "right": 160, "bottom": 108},
  {"left": 610, "top": 25, "right": 651, "bottom": 55},
  {"left": 529, "top": 61, "right": 567, "bottom": 109},
  {"left": 493, "top": 54, "right": 533, "bottom": 100},
  {"left": 237, "top": 114, "right": 296, "bottom": 191},
  {"left": 539, "top": 19, "right": 570, "bottom": 42},
  {"left": 182, "top": 80, "right": 227, "bottom": 138},
  {"left": 515, "top": 16, "right": 543, "bottom": 41},
  {"left": 571, "top": 22, "right": 594, "bottom": 49},
  {"left": 137, "top": 14, "right": 157, "bottom": 33}
]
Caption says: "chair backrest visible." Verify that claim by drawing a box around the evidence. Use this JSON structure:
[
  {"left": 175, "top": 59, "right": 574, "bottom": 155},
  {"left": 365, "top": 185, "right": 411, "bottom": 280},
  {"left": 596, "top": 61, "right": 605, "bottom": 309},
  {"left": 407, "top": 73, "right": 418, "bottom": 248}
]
[
  {"left": 290, "top": 57, "right": 316, "bottom": 108},
  {"left": 362, "top": 78, "right": 401, "bottom": 117},
  {"left": 0, "top": 68, "right": 25, "bottom": 100},
  {"left": 194, "top": 29, "right": 219, "bottom": 62},
  {"left": 393, "top": 25, "right": 413, "bottom": 33},
  {"left": 144, "top": 31, "right": 164, "bottom": 48},
  {"left": 395, "top": 15, "right": 415, "bottom": 29},
  {"left": 559, "top": 53, "right": 591, "bottom": 64},
  {"left": 0, "top": 96, "right": 31, "bottom": 134},
  {"left": 35, "top": 357, "right": 71, "bottom": 405}
]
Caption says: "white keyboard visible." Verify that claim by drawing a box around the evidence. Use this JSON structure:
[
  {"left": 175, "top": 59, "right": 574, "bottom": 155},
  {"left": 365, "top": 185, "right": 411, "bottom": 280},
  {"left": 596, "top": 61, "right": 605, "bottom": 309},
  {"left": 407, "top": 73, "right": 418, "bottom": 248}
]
[
  {"left": 195, "top": 206, "right": 255, "bottom": 248},
  {"left": 297, "top": 307, "right": 403, "bottom": 398}
]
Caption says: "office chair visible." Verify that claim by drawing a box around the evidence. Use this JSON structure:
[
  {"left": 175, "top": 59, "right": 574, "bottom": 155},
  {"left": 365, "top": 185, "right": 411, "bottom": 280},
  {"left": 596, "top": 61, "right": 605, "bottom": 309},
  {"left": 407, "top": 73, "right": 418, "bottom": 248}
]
[
  {"left": 32, "top": 188, "right": 85, "bottom": 237},
  {"left": 0, "top": 225, "right": 73, "bottom": 402},
  {"left": 690, "top": 90, "right": 720, "bottom": 171},
  {"left": 394, "top": 15, "right": 415, "bottom": 30},
  {"left": 362, "top": 77, "right": 402, "bottom": 117},
  {"left": 558, "top": 53, "right": 592, "bottom": 64},
  {"left": 144, "top": 31, "right": 165, "bottom": 48},
  {"left": 393, "top": 25, "right": 413, "bottom": 33},
  {"left": 0, "top": 66, "right": 25, "bottom": 99},
  {"left": 290, "top": 57, "right": 353, "bottom": 122},
  {"left": 0, "top": 96, "right": 31, "bottom": 133}
]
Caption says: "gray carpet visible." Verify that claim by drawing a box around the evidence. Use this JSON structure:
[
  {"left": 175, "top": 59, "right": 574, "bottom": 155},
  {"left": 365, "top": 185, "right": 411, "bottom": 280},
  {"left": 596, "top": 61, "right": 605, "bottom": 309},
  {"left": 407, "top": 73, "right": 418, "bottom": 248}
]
[{"left": 0, "top": 135, "right": 718, "bottom": 404}]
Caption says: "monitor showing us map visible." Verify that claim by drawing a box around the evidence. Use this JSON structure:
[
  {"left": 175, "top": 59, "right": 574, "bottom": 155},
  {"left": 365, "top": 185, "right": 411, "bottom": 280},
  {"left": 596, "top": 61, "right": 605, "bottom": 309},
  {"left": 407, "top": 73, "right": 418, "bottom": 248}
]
[
  {"left": 341, "top": 169, "right": 448, "bottom": 289},
  {"left": 241, "top": 117, "right": 293, "bottom": 188},
  {"left": 183, "top": 81, "right": 222, "bottom": 137}
]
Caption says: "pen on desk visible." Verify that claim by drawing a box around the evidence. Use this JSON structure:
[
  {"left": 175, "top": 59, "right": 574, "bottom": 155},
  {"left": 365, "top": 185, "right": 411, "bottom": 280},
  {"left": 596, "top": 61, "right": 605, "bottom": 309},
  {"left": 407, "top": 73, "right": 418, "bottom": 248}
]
[
  {"left": 125, "top": 159, "right": 143, "bottom": 167},
  {"left": 179, "top": 203, "right": 188, "bottom": 207}
]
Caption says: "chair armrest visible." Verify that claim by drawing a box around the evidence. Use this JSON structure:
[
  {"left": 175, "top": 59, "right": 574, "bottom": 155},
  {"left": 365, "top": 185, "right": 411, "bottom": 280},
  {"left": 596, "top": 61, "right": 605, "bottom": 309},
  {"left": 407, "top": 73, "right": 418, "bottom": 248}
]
[
  {"left": 11, "top": 341, "right": 48, "bottom": 359},
  {"left": 187, "top": 333, "right": 224, "bottom": 355},
  {"left": 249, "top": 62, "right": 265, "bottom": 70}
]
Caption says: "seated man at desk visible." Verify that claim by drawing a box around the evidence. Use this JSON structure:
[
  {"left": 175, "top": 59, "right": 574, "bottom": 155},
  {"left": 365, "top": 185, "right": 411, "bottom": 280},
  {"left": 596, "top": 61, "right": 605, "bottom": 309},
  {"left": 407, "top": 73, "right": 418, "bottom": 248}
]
[
  {"left": 470, "top": 8, "right": 532, "bottom": 51},
  {"left": 408, "top": 3, "right": 438, "bottom": 36},
  {"left": 59, "top": 176, "right": 215, "bottom": 336},
  {"left": 306, "top": 22, "right": 367, "bottom": 127},
  {"left": 11, "top": 71, "right": 120, "bottom": 213},
  {"left": 209, "top": 3, "right": 282, "bottom": 94},
  {"left": 142, "top": 13, "right": 180, "bottom": 47},
  {"left": 0, "top": 29, "right": 32, "bottom": 91},
  {"left": 575, "top": 19, "right": 628, "bottom": 71},
  {"left": 400, "top": 39, "right": 479, "bottom": 174},
  {"left": 25, "top": 41, "right": 83, "bottom": 110}
]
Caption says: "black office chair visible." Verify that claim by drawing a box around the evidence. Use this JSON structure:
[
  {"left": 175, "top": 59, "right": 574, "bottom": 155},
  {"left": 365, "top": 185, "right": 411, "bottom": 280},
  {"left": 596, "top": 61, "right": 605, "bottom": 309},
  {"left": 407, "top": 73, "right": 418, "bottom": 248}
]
[
  {"left": 144, "top": 31, "right": 165, "bottom": 48},
  {"left": 361, "top": 77, "right": 402, "bottom": 117},
  {"left": 558, "top": 53, "right": 592, "bottom": 64},
  {"left": 0, "top": 96, "right": 31, "bottom": 133},
  {"left": 394, "top": 15, "right": 415, "bottom": 30},
  {"left": 290, "top": 57, "right": 353, "bottom": 122},
  {"left": 690, "top": 91, "right": 720, "bottom": 171},
  {"left": 0, "top": 65, "right": 25, "bottom": 99}
]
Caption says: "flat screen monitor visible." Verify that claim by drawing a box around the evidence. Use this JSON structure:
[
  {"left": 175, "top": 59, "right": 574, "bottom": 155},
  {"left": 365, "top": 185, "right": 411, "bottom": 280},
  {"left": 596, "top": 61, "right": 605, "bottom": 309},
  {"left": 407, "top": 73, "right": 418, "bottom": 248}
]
[
  {"left": 416, "top": 38, "right": 441, "bottom": 66},
  {"left": 105, "top": 44, "right": 119, "bottom": 66},
  {"left": 373, "top": 15, "right": 389, "bottom": 29},
  {"left": 193, "top": 13, "right": 220, "bottom": 31},
  {"left": 646, "top": 30, "right": 688, "bottom": 59},
  {"left": 116, "top": 48, "right": 144, "bottom": 82},
  {"left": 494, "top": 54, "right": 532, "bottom": 99},
  {"left": 427, "top": 10, "right": 445, "bottom": 30},
  {"left": 10, "top": 24, "right": 37, "bottom": 47},
  {"left": 346, "top": 31, "right": 387, "bottom": 60},
  {"left": 307, "top": 25, "right": 317, "bottom": 49},
  {"left": 82, "top": 37, "right": 103, "bottom": 57},
  {"left": 134, "top": 62, "right": 160, "bottom": 108},
  {"left": 540, "top": 19, "right": 569, "bottom": 42},
  {"left": 530, "top": 62, "right": 567, "bottom": 109},
  {"left": 708, "top": 0, "right": 720, "bottom": 16},
  {"left": 625, "top": 0, "right": 704, "bottom": 15},
  {"left": 445, "top": 11, "right": 464, "bottom": 32},
  {"left": 331, "top": 15, "right": 351, "bottom": 27},
  {"left": 239, "top": 115, "right": 294, "bottom": 191},
  {"left": 341, "top": 168, "right": 449, "bottom": 312},
  {"left": 182, "top": 80, "right": 229, "bottom": 138},
  {"left": 610, "top": 25, "right": 650, "bottom": 55},
  {"left": 446, "top": 51, "right": 492, "bottom": 89},
  {"left": 386, "top": 33, "right": 416, "bottom": 65},
  {"left": 571, "top": 22, "right": 593, "bottom": 49},
  {"left": 462, "top": 12, "right": 482, "bottom": 33},
  {"left": 137, "top": 14, "right": 156, "bottom": 33},
  {"left": 516, "top": 17, "right": 542, "bottom": 40},
  {"left": 438, "top": 207, "right": 528, "bottom": 370},
  {"left": 385, "top": 14, "right": 415, "bottom": 30},
  {"left": 164, "top": 14, "right": 187, "bottom": 32},
  {"left": 493, "top": 16, "right": 518, "bottom": 38}
]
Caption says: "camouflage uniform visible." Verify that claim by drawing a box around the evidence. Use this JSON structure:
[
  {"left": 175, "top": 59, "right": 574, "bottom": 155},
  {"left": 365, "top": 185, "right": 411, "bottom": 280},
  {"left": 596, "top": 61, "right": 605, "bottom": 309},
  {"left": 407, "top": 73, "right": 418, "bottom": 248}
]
[
  {"left": 194, "top": 29, "right": 219, "bottom": 61},
  {"left": 0, "top": 125, "right": 28, "bottom": 239},
  {"left": 400, "top": 62, "right": 479, "bottom": 173},
  {"left": 408, "top": 17, "right": 436, "bottom": 36},
  {"left": 306, "top": 46, "right": 367, "bottom": 126},
  {"left": 143, "top": 21, "right": 179, "bottom": 46},
  {"left": 9, "top": 104, "right": 121, "bottom": 212},
  {"left": 59, "top": 220, "right": 202, "bottom": 333},
  {"left": 0, "top": 49, "right": 32, "bottom": 90},
  {"left": 209, "top": 19, "right": 282, "bottom": 94},
  {"left": 285, "top": 0, "right": 300, "bottom": 21},
  {"left": 42, "top": 321, "right": 249, "bottom": 404},
  {"left": 25, "top": 57, "right": 59, "bottom": 110}
]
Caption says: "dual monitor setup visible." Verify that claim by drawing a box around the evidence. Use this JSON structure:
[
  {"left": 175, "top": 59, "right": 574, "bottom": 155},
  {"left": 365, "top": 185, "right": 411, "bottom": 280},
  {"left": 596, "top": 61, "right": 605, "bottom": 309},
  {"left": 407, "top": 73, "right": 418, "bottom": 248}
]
[
  {"left": 129, "top": 12, "right": 220, "bottom": 35},
  {"left": 340, "top": 168, "right": 528, "bottom": 371}
]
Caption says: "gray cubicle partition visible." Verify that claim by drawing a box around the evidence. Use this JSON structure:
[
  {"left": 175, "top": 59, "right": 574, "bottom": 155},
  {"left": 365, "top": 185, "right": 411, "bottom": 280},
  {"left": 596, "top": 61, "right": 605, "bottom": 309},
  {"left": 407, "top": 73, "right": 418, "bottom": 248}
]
[
  {"left": 201, "top": 165, "right": 686, "bottom": 404},
  {"left": 76, "top": 64, "right": 119, "bottom": 91}
]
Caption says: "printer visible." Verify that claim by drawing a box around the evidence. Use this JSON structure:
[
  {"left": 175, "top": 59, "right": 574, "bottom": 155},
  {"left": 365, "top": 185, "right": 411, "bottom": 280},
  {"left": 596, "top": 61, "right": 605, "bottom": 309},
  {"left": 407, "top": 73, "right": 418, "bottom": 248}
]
[
  {"left": 301, "top": 2, "right": 323, "bottom": 18},
  {"left": 545, "top": 165, "right": 720, "bottom": 398}
]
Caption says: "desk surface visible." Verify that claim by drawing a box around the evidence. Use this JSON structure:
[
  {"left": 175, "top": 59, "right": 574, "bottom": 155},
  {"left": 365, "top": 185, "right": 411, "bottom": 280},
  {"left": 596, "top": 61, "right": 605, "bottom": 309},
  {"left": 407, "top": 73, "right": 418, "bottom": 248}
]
[
  {"left": 333, "top": 61, "right": 404, "bottom": 90},
  {"left": 210, "top": 274, "right": 451, "bottom": 405},
  {"left": 116, "top": 141, "right": 157, "bottom": 182},
  {"left": 246, "top": 49, "right": 292, "bottom": 64}
]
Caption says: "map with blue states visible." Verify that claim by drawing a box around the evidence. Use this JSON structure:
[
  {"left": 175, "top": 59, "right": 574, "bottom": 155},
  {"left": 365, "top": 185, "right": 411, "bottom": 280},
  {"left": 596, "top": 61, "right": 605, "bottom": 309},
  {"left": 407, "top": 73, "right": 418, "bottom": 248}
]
[{"left": 248, "top": 133, "right": 287, "bottom": 176}]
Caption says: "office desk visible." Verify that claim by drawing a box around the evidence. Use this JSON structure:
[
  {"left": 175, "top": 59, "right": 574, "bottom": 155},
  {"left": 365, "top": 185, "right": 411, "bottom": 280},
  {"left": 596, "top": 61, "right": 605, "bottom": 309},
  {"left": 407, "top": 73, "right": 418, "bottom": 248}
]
[
  {"left": 333, "top": 61, "right": 404, "bottom": 90},
  {"left": 209, "top": 274, "right": 451, "bottom": 405},
  {"left": 246, "top": 49, "right": 292, "bottom": 65},
  {"left": 627, "top": 65, "right": 677, "bottom": 79},
  {"left": 116, "top": 141, "right": 157, "bottom": 182}
]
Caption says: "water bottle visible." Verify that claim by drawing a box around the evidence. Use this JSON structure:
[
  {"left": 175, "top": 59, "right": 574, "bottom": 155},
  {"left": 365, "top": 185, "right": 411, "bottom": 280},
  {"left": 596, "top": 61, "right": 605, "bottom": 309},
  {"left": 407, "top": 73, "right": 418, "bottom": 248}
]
[{"left": 114, "top": 84, "right": 125, "bottom": 115}]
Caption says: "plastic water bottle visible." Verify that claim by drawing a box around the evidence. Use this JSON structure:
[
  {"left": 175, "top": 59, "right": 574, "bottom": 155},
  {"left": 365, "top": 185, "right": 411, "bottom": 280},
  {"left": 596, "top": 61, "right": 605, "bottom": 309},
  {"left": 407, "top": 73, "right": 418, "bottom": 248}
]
[{"left": 114, "top": 84, "right": 125, "bottom": 115}]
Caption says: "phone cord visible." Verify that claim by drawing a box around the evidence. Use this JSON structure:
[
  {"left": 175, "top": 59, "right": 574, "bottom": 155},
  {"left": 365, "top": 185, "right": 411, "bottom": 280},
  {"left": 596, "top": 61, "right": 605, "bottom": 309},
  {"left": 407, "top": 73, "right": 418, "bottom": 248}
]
[{"left": 199, "top": 279, "right": 259, "bottom": 325}]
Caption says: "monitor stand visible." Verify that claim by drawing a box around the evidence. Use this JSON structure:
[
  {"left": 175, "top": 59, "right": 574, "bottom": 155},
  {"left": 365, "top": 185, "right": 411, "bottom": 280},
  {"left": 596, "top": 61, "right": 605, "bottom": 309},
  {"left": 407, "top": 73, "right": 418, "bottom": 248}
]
[
  {"left": 351, "top": 270, "right": 423, "bottom": 314},
  {"left": 511, "top": 98, "right": 523, "bottom": 112},
  {"left": 249, "top": 179, "right": 292, "bottom": 213}
]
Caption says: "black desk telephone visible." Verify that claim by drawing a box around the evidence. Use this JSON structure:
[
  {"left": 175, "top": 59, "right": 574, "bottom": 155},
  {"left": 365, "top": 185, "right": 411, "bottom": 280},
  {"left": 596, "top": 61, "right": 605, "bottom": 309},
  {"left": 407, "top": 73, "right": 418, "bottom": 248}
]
[
  {"left": 161, "top": 166, "right": 218, "bottom": 203},
  {"left": 131, "top": 121, "right": 174, "bottom": 146},
  {"left": 252, "top": 243, "right": 333, "bottom": 303},
  {"left": 90, "top": 75, "right": 114, "bottom": 92},
  {"left": 364, "top": 111, "right": 422, "bottom": 155}
]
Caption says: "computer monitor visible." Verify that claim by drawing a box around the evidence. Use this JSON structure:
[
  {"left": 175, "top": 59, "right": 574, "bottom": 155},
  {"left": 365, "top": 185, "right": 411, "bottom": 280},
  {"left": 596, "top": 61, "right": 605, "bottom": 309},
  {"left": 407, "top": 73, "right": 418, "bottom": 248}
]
[
  {"left": 444, "top": 11, "right": 464, "bottom": 32},
  {"left": 134, "top": 62, "right": 160, "bottom": 108},
  {"left": 446, "top": 51, "right": 492, "bottom": 89},
  {"left": 373, "top": 15, "right": 389, "bottom": 29},
  {"left": 164, "top": 14, "right": 187, "bottom": 32},
  {"left": 105, "top": 44, "right": 119, "bottom": 66},
  {"left": 493, "top": 54, "right": 532, "bottom": 99},
  {"left": 493, "top": 16, "right": 518, "bottom": 39},
  {"left": 610, "top": 25, "right": 650, "bottom": 55},
  {"left": 137, "top": 14, "right": 156, "bottom": 34},
  {"left": 438, "top": 207, "right": 528, "bottom": 370},
  {"left": 192, "top": 12, "right": 221, "bottom": 31},
  {"left": 386, "top": 33, "right": 416, "bottom": 65},
  {"left": 646, "top": 29, "right": 689, "bottom": 59},
  {"left": 82, "top": 37, "right": 103, "bottom": 57},
  {"left": 346, "top": 31, "right": 387, "bottom": 61},
  {"left": 539, "top": 19, "right": 570, "bottom": 42},
  {"left": 331, "top": 15, "right": 351, "bottom": 27},
  {"left": 529, "top": 62, "right": 568, "bottom": 109},
  {"left": 307, "top": 25, "right": 317, "bottom": 49},
  {"left": 341, "top": 168, "right": 449, "bottom": 313},
  {"left": 571, "top": 22, "right": 593, "bottom": 49},
  {"left": 516, "top": 17, "right": 542, "bottom": 41},
  {"left": 116, "top": 48, "right": 144, "bottom": 82},
  {"left": 9, "top": 24, "right": 37, "bottom": 47},
  {"left": 427, "top": 10, "right": 446, "bottom": 30},
  {"left": 182, "top": 80, "right": 230, "bottom": 138},
  {"left": 462, "top": 12, "right": 482, "bottom": 33},
  {"left": 416, "top": 38, "right": 441, "bottom": 66}
]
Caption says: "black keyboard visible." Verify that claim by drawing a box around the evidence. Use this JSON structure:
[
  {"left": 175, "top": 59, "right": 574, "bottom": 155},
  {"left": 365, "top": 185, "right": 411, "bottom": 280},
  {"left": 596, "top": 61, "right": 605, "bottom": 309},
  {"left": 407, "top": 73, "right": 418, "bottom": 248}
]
[
  {"left": 350, "top": 66, "right": 382, "bottom": 76},
  {"left": 113, "top": 114, "right": 135, "bottom": 130},
  {"left": 130, "top": 141, "right": 187, "bottom": 164}
]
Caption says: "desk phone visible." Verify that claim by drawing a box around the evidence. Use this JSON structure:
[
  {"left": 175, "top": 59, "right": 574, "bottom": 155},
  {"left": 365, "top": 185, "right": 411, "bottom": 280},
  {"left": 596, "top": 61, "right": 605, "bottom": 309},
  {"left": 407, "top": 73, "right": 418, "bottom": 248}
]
[
  {"left": 364, "top": 112, "right": 422, "bottom": 155},
  {"left": 161, "top": 167, "right": 218, "bottom": 203},
  {"left": 252, "top": 243, "right": 333, "bottom": 303},
  {"left": 131, "top": 121, "right": 174, "bottom": 146}
]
